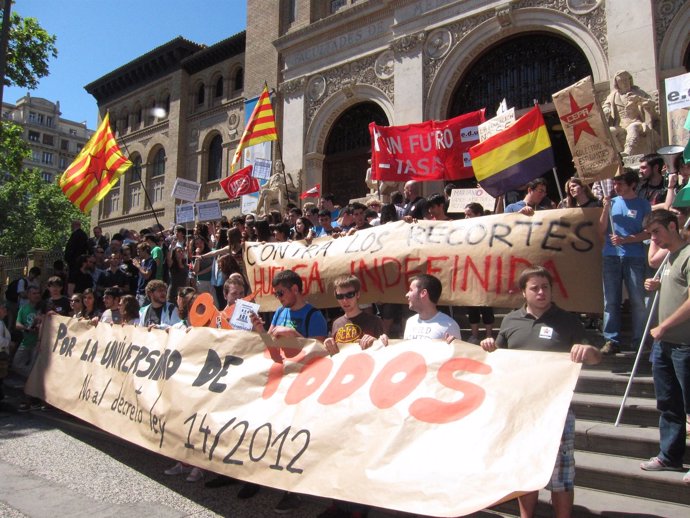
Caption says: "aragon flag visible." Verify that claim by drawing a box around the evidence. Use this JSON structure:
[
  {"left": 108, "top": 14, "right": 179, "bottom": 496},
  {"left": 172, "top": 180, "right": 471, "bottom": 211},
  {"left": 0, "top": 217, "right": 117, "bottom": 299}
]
[
  {"left": 59, "top": 112, "right": 132, "bottom": 213},
  {"left": 230, "top": 85, "right": 278, "bottom": 172}
]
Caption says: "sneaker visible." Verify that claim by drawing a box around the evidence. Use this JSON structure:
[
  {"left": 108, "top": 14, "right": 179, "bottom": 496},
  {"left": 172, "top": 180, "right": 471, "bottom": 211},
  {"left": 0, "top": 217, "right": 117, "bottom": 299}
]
[
  {"left": 205, "top": 475, "right": 237, "bottom": 488},
  {"left": 683, "top": 469, "right": 690, "bottom": 484},
  {"left": 237, "top": 482, "right": 260, "bottom": 499},
  {"left": 467, "top": 335, "right": 481, "bottom": 345},
  {"left": 640, "top": 456, "right": 684, "bottom": 472},
  {"left": 274, "top": 491, "right": 301, "bottom": 514},
  {"left": 17, "top": 403, "right": 31, "bottom": 413},
  {"left": 186, "top": 467, "right": 204, "bottom": 482},
  {"left": 164, "top": 462, "right": 190, "bottom": 476},
  {"left": 600, "top": 341, "right": 620, "bottom": 355}
]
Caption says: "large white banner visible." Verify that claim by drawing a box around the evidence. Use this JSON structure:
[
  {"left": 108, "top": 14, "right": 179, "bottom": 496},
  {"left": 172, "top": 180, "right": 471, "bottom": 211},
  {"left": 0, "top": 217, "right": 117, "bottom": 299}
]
[{"left": 27, "top": 317, "right": 581, "bottom": 517}]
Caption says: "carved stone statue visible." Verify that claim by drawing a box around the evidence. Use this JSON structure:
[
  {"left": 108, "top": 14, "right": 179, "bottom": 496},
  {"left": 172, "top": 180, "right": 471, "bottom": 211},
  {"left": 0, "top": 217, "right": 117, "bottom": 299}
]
[
  {"left": 256, "top": 161, "right": 298, "bottom": 216},
  {"left": 365, "top": 163, "right": 401, "bottom": 200},
  {"left": 602, "top": 70, "right": 658, "bottom": 156}
]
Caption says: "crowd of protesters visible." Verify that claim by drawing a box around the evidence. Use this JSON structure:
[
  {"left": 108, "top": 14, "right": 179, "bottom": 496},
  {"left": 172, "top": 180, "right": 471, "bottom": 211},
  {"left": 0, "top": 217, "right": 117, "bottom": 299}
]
[{"left": 1, "top": 150, "right": 689, "bottom": 516}]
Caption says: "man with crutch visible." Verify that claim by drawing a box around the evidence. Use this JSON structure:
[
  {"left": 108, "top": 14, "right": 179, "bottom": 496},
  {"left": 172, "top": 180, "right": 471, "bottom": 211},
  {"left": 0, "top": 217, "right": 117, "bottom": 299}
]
[{"left": 639, "top": 209, "right": 690, "bottom": 483}]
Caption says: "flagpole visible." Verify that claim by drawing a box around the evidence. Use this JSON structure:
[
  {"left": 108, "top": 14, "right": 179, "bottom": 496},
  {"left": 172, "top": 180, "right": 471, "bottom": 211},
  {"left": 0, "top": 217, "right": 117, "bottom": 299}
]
[
  {"left": 118, "top": 134, "right": 164, "bottom": 232},
  {"left": 267, "top": 84, "right": 290, "bottom": 204}
]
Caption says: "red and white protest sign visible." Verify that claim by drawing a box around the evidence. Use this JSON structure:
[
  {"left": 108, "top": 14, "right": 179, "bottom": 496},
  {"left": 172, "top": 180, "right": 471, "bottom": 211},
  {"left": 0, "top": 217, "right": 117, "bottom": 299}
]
[{"left": 369, "top": 110, "right": 485, "bottom": 182}]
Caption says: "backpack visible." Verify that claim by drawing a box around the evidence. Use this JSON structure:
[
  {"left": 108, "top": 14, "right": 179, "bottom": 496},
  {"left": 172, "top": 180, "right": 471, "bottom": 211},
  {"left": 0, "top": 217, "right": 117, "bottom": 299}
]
[{"left": 5, "top": 277, "right": 27, "bottom": 303}]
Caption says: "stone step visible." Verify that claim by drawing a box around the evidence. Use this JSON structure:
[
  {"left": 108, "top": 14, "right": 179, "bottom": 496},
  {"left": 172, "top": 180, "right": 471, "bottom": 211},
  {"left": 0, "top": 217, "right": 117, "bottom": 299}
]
[
  {"left": 575, "top": 419, "right": 690, "bottom": 465},
  {"left": 575, "top": 368, "right": 656, "bottom": 398},
  {"left": 571, "top": 392, "right": 660, "bottom": 427},
  {"left": 574, "top": 450, "right": 690, "bottom": 505},
  {"left": 491, "top": 486, "right": 690, "bottom": 517}
]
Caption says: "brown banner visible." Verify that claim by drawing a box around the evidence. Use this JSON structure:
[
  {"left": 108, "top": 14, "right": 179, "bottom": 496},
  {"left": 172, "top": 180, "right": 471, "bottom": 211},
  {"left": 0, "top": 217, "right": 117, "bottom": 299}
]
[
  {"left": 244, "top": 209, "right": 603, "bottom": 313},
  {"left": 553, "top": 76, "right": 620, "bottom": 184},
  {"left": 26, "top": 316, "right": 581, "bottom": 517}
]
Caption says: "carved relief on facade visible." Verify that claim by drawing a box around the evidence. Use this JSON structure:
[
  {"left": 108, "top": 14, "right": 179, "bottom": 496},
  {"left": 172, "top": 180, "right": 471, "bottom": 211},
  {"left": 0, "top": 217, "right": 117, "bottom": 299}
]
[
  {"left": 280, "top": 77, "right": 307, "bottom": 97},
  {"left": 374, "top": 51, "right": 395, "bottom": 80},
  {"left": 516, "top": 0, "right": 607, "bottom": 53},
  {"left": 653, "top": 0, "right": 686, "bottom": 48},
  {"left": 307, "top": 74, "right": 327, "bottom": 101},
  {"left": 424, "top": 29, "right": 452, "bottom": 60},
  {"left": 228, "top": 112, "right": 239, "bottom": 129},
  {"left": 304, "top": 54, "right": 393, "bottom": 126},
  {"left": 422, "top": 1, "right": 607, "bottom": 105},
  {"left": 421, "top": 11, "right": 494, "bottom": 102},
  {"left": 391, "top": 31, "right": 426, "bottom": 54}
]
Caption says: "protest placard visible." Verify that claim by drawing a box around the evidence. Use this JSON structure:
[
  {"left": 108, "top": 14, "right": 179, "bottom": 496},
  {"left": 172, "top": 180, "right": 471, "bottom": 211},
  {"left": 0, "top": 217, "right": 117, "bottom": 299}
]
[
  {"left": 447, "top": 188, "right": 496, "bottom": 213},
  {"left": 176, "top": 203, "right": 195, "bottom": 224},
  {"left": 665, "top": 71, "right": 690, "bottom": 147},
  {"left": 196, "top": 200, "right": 222, "bottom": 222},
  {"left": 171, "top": 178, "right": 201, "bottom": 202},
  {"left": 26, "top": 316, "right": 580, "bottom": 517}
]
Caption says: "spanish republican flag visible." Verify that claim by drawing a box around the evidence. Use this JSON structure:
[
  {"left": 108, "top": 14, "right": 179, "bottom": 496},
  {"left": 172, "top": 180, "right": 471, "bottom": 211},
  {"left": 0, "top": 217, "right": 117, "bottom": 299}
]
[
  {"left": 230, "top": 85, "right": 278, "bottom": 171},
  {"left": 59, "top": 112, "right": 132, "bottom": 213},
  {"left": 469, "top": 106, "right": 555, "bottom": 197}
]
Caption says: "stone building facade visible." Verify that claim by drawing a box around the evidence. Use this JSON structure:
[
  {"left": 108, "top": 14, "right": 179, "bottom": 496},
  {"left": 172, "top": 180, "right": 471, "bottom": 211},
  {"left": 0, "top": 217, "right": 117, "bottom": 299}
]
[
  {"left": 88, "top": 0, "right": 690, "bottom": 233},
  {"left": 1, "top": 94, "right": 93, "bottom": 183}
]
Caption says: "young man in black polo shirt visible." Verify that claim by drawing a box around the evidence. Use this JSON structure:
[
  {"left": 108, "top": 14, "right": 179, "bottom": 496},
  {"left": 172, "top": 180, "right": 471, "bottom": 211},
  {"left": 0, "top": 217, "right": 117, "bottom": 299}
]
[{"left": 481, "top": 266, "right": 601, "bottom": 518}]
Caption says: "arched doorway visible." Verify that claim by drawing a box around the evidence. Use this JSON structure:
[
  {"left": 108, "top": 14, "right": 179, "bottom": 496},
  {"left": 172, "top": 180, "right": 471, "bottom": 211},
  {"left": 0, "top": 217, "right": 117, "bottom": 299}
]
[
  {"left": 449, "top": 33, "right": 592, "bottom": 194},
  {"left": 323, "top": 102, "right": 388, "bottom": 206}
]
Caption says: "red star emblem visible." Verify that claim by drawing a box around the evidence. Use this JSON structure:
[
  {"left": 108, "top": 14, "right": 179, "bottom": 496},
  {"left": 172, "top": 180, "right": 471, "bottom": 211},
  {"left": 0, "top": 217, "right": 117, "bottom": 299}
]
[
  {"left": 87, "top": 151, "right": 108, "bottom": 184},
  {"left": 559, "top": 93, "right": 596, "bottom": 144}
]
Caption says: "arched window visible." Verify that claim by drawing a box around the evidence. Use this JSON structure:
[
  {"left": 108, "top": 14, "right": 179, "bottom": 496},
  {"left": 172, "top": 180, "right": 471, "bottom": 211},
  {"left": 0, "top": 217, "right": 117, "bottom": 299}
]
[
  {"left": 125, "top": 155, "right": 143, "bottom": 213},
  {"left": 197, "top": 84, "right": 205, "bottom": 106},
  {"left": 233, "top": 68, "right": 244, "bottom": 91},
  {"left": 215, "top": 77, "right": 224, "bottom": 98},
  {"left": 151, "top": 148, "right": 166, "bottom": 177},
  {"left": 208, "top": 135, "right": 223, "bottom": 181},
  {"left": 132, "top": 104, "right": 142, "bottom": 127}
]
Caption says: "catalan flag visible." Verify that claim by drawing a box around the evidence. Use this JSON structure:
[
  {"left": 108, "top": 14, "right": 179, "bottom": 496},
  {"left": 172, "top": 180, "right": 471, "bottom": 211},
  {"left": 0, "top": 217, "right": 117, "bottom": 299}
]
[
  {"left": 469, "top": 106, "right": 555, "bottom": 197},
  {"left": 59, "top": 112, "right": 132, "bottom": 213},
  {"left": 231, "top": 85, "right": 278, "bottom": 171}
]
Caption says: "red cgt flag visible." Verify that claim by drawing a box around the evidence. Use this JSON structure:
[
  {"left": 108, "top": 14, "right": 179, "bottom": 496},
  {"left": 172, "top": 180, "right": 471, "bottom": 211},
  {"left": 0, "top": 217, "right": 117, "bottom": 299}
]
[{"left": 219, "top": 165, "right": 260, "bottom": 199}]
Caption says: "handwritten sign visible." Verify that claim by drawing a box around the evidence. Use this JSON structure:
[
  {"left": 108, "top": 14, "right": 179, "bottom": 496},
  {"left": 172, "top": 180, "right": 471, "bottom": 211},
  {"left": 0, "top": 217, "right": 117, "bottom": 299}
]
[
  {"left": 447, "top": 188, "right": 496, "bottom": 213},
  {"left": 244, "top": 209, "right": 603, "bottom": 313},
  {"left": 26, "top": 316, "right": 580, "bottom": 517},
  {"left": 478, "top": 108, "right": 515, "bottom": 142}
]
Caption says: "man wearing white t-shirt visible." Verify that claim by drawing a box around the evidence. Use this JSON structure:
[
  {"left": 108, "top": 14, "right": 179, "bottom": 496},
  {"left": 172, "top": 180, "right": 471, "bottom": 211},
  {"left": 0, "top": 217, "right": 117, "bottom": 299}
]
[{"left": 403, "top": 274, "right": 461, "bottom": 342}]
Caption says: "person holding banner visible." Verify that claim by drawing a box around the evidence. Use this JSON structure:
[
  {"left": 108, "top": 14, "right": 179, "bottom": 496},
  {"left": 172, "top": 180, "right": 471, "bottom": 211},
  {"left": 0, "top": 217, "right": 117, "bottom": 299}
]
[
  {"left": 481, "top": 266, "right": 601, "bottom": 518},
  {"left": 504, "top": 178, "right": 553, "bottom": 215},
  {"left": 324, "top": 275, "right": 388, "bottom": 356},
  {"left": 248, "top": 270, "right": 328, "bottom": 512},
  {"left": 403, "top": 274, "right": 460, "bottom": 342},
  {"left": 640, "top": 210, "right": 690, "bottom": 484},
  {"left": 557, "top": 178, "right": 601, "bottom": 209},
  {"left": 137, "top": 280, "right": 180, "bottom": 330}
]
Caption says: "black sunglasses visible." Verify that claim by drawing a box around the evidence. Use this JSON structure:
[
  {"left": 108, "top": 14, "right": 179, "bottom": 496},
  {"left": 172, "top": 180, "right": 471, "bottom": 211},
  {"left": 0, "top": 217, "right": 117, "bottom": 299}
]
[
  {"left": 335, "top": 291, "right": 357, "bottom": 300},
  {"left": 274, "top": 289, "right": 286, "bottom": 298}
]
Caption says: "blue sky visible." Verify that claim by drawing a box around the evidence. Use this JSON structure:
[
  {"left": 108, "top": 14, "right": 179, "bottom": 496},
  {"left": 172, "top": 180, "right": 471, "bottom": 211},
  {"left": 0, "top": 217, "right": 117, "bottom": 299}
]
[{"left": 5, "top": 0, "right": 247, "bottom": 129}]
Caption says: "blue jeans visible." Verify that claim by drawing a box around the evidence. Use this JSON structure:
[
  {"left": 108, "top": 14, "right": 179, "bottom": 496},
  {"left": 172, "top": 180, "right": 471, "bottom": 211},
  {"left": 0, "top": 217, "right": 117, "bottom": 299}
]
[
  {"left": 651, "top": 341, "right": 690, "bottom": 465},
  {"left": 602, "top": 255, "right": 647, "bottom": 348}
]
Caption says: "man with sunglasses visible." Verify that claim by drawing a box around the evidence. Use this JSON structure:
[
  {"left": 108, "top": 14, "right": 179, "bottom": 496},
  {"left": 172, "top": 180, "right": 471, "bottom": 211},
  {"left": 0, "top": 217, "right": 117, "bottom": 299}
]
[
  {"left": 250, "top": 269, "right": 328, "bottom": 512},
  {"left": 324, "top": 275, "right": 388, "bottom": 356},
  {"left": 253, "top": 269, "right": 328, "bottom": 342}
]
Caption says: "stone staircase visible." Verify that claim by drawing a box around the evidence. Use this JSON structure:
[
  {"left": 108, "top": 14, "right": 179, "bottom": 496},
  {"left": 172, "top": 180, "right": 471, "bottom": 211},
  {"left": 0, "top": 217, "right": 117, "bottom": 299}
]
[{"left": 490, "top": 353, "right": 690, "bottom": 517}]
